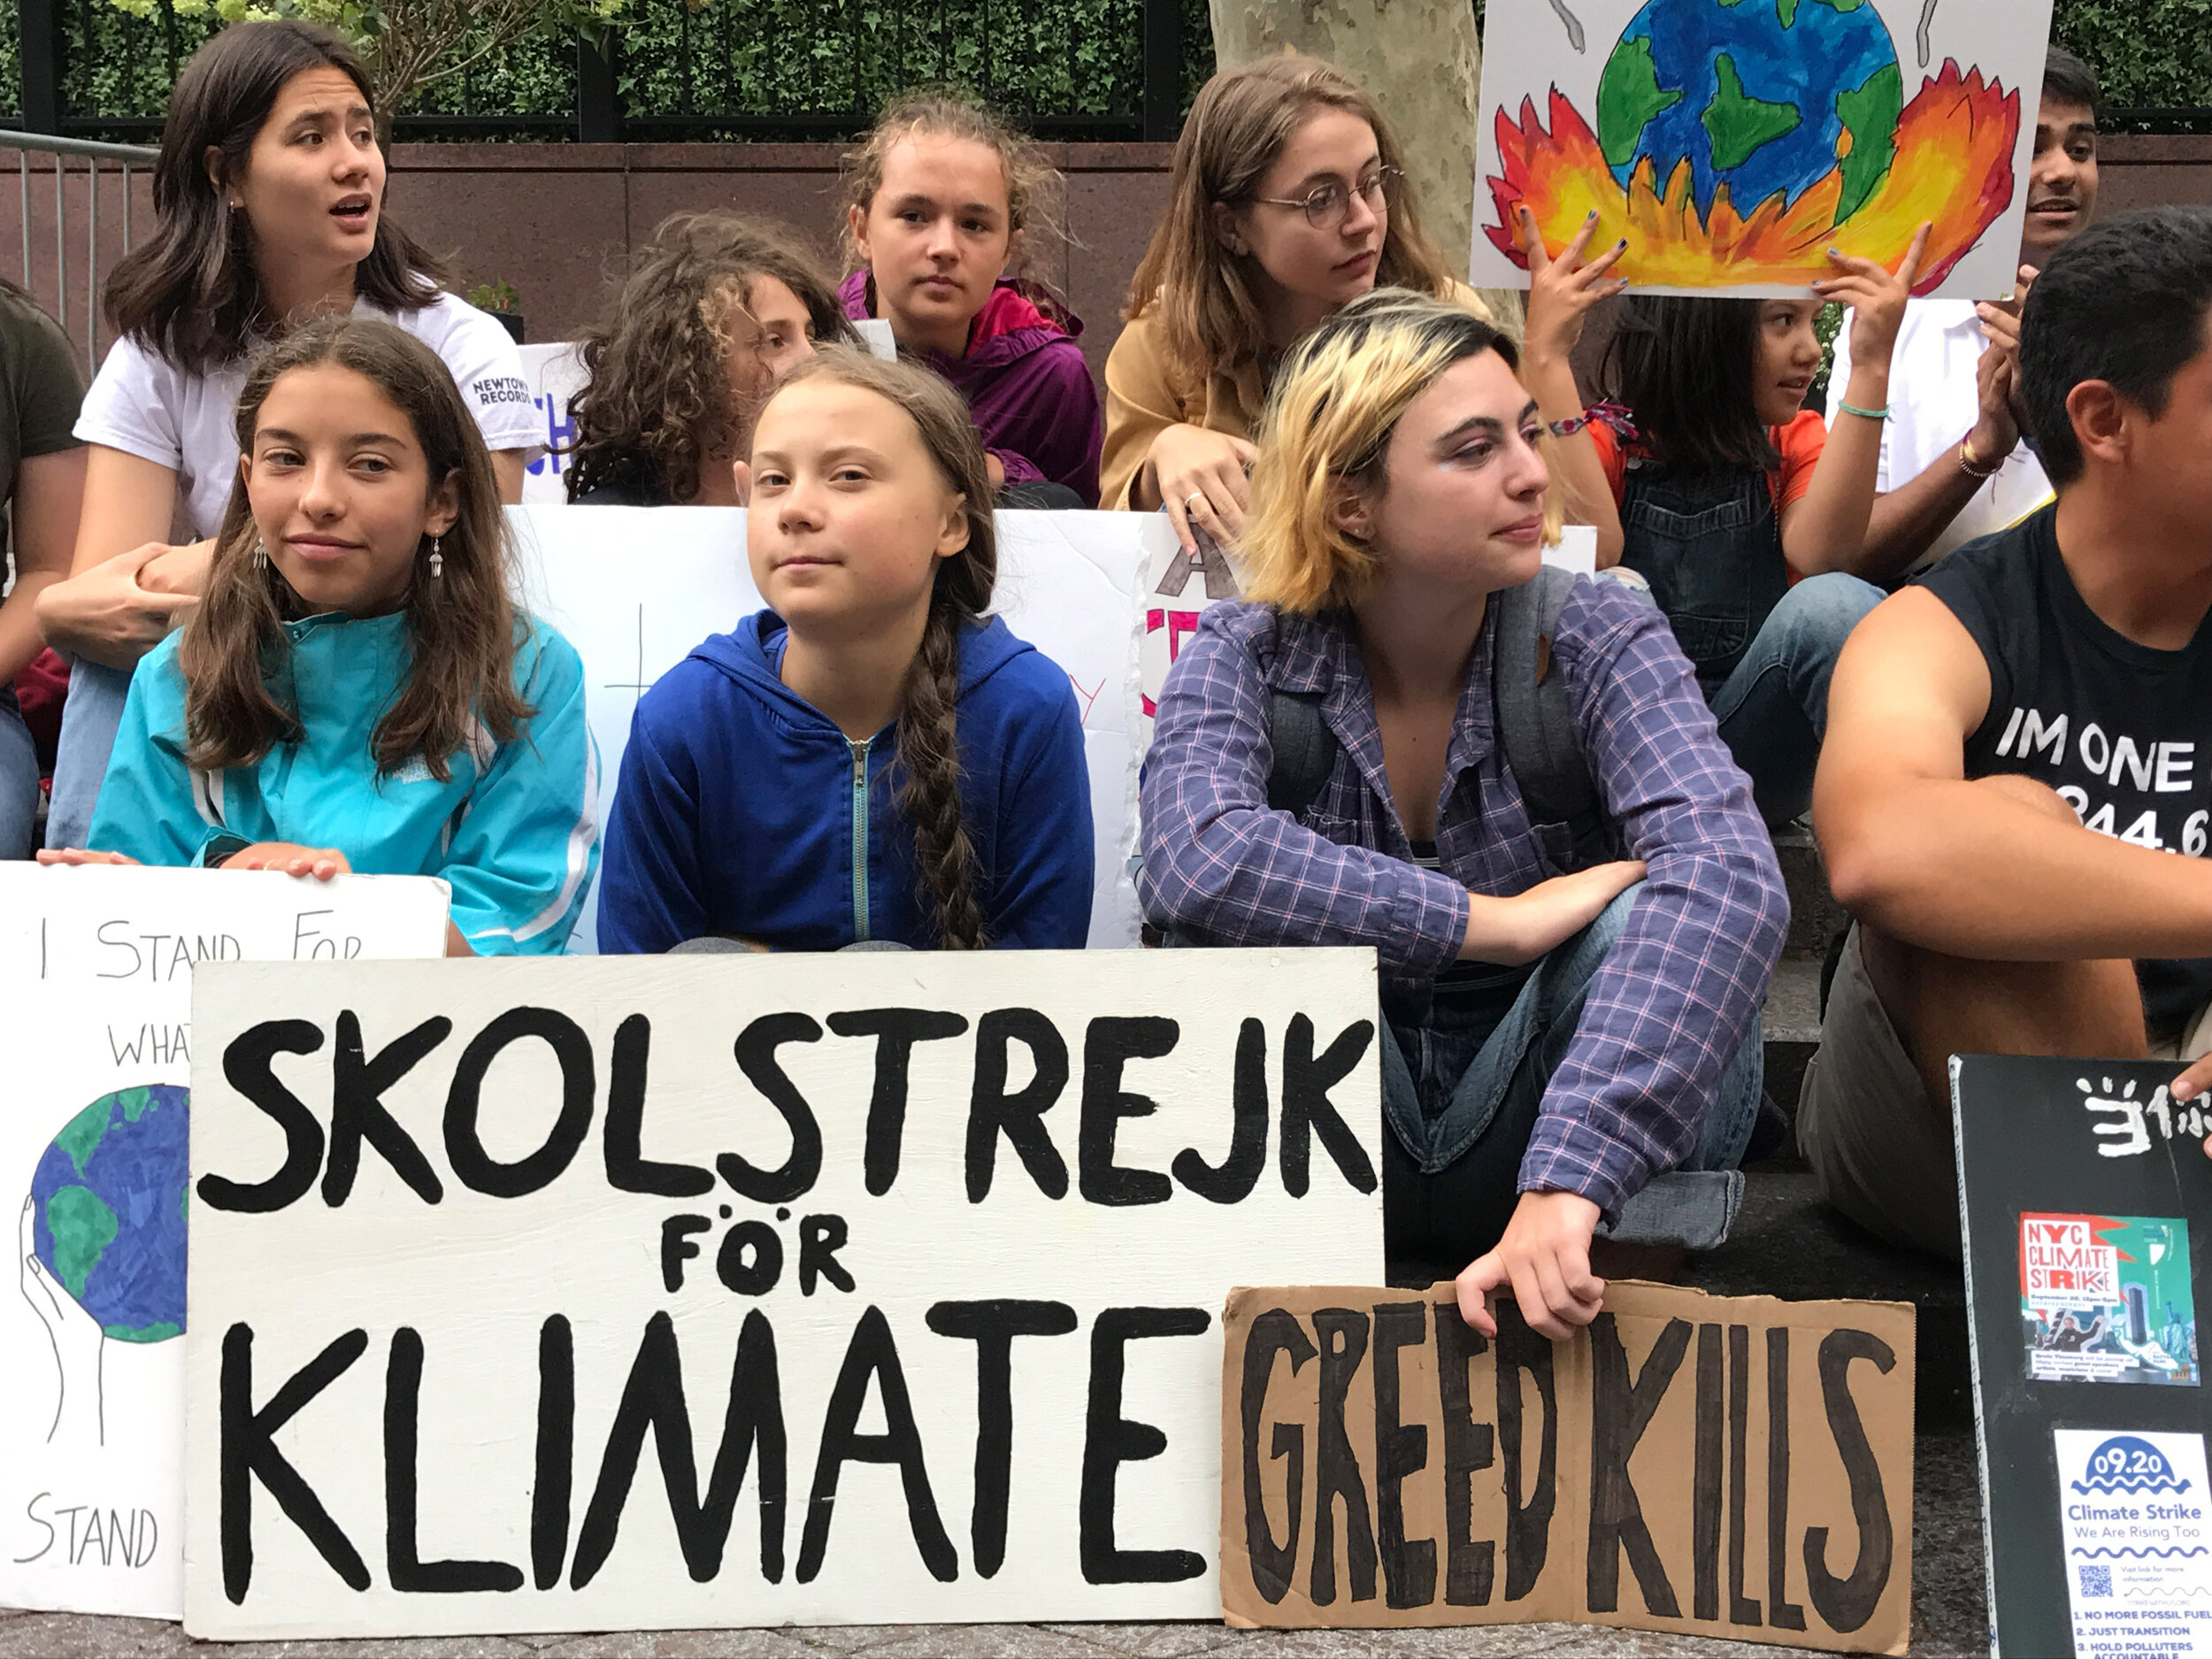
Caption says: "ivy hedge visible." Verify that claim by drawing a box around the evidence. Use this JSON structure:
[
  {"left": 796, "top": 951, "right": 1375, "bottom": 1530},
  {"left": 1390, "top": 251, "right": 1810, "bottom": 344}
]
[{"left": 1, "top": 0, "right": 2205, "bottom": 135}]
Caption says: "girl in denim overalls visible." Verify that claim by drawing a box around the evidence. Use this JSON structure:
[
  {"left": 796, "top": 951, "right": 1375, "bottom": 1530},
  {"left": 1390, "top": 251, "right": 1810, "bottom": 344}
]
[{"left": 1521, "top": 220, "right": 1932, "bottom": 826}]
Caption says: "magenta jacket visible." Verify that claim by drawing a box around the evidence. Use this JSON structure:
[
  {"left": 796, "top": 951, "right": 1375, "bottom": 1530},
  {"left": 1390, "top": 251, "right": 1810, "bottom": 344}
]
[{"left": 840, "top": 271, "right": 1103, "bottom": 507}]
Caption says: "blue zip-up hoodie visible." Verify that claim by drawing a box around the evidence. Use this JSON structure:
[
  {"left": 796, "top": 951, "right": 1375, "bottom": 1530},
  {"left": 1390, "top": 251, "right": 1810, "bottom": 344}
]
[
  {"left": 89, "top": 611, "right": 600, "bottom": 955},
  {"left": 597, "top": 610, "right": 1094, "bottom": 952}
]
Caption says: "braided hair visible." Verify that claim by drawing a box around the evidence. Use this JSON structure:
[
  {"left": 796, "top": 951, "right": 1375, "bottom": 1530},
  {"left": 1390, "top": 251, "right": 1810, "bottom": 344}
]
[{"left": 760, "top": 349, "right": 998, "bottom": 948}]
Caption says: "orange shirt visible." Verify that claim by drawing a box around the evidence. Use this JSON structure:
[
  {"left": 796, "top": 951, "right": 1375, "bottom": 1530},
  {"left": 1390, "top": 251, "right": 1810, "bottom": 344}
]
[{"left": 1586, "top": 409, "right": 1827, "bottom": 514}]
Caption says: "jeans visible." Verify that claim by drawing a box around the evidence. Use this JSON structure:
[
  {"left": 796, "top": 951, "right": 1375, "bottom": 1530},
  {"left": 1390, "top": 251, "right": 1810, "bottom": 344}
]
[
  {"left": 0, "top": 684, "right": 37, "bottom": 859},
  {"left": 1709, "top": 572, "right": 1882, "bottom": 826},
  {"left": 1380, "top": 884, "right": 1760, "bottom": 1266},
  {"left": 45, "top": 657, "right": 132, "bottom": 851}
]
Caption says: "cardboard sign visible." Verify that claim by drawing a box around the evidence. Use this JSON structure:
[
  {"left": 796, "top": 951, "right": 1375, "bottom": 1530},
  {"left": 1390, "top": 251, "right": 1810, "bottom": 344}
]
[
  {"left": 1218, "top": 1281, "right": 1915, "bottom": 1653},
  {"left": 1471, "top": 0, "right": 2053, "bottom": 298},
  {"left": 508, "top": 504, "right": 1171, "bottom": 951},
  {"left": 181, "top": 949, "right": 1384, "bottom": 1638},
  {"left": 1956, "top": 1056, "right": 2212, "bottom": 1657},
  {"left": 0, "top": 866, "right": 449, "bottom": 1618}
]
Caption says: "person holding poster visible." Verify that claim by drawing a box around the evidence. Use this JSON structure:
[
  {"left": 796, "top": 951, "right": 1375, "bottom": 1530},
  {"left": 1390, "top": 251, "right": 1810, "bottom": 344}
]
[
  {"left": 1099, "top": 55, "right": 1499, "bottom": 551},
  {"left": 1536, "top": 220, "right": 1929, "bottom": 827},
  {"left": 39, "top": 319, "right": 597, "bottom": 958},
  {"left": 1806, "top": 208, "right": 2212, "bottom": 1258},
  {"left": 33, "top": 20, "right": 538, "bottom": 855},
  {"left": 595, "top": 348, "right": 1092, "bottom": 953},
  {"left": 840, "top": 91, "right": 1102, "bottom": 509},
  {"left": 1141, "top": 288, "right": 1786, "bottom": 1338},
  {"left": 1828, "top": 47, "right": 2102, "bottom": 572},
  {"left": 565, "top": 212, "right": 856, "bottom": 507}
]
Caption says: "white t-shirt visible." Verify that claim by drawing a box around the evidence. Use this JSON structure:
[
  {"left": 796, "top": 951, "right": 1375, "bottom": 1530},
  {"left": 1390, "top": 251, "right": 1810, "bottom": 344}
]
[
  {"left": 74, "top": 288, "right": 541, "bottom": 539},
  {"left": 1828, "top": 298, "right": 2054, "bottom": 565}
]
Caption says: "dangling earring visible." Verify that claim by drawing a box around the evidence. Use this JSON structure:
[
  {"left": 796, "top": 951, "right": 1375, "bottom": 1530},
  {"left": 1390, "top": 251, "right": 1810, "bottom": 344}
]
[
  {"left": 426, "top": 536, "right": 443, "bottom": 581},
  {"left": 251, "top": 540, "right": 269, "bottom": 573}
]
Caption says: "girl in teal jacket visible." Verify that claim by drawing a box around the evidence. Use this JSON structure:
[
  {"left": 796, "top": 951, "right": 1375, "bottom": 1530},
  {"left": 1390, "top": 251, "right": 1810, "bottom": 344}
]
[{"left": 42, "top": 318, "right": 597, "bottom": 956}]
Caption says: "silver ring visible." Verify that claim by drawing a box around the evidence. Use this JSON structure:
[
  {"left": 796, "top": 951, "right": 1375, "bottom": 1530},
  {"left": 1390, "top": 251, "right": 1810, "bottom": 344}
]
[{"left": 1185, "top": 491, "right": 1206, "bottom": 510}]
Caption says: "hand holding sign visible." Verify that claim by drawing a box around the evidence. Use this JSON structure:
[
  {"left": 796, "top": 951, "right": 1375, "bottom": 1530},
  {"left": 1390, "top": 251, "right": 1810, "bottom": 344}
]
[
  {"left": 1816, "top": 221, "right": 1933, "bottom": 372},
  {"left": 215, "top": 844, "right": 354, "bottom": 879},
  {"left": 1455, "top": 1189, "right": 1605, "bottom": 1341}
]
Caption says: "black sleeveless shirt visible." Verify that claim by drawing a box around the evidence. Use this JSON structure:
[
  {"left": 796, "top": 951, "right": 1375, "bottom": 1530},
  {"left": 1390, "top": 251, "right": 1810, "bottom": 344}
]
[{"left": 1919, "top": 505, "right": 2212, "bottom": 1039}]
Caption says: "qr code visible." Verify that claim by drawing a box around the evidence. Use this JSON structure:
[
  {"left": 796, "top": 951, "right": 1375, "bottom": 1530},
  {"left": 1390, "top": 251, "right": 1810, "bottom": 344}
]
[{"left": 2079, "top": 1563, "right": 2115, "bottom": 1598}]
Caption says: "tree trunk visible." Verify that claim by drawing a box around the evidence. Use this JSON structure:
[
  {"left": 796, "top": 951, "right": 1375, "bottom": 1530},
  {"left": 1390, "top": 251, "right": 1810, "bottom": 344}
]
[{"left": 1207, "top": 0, "right": 1522, "bottom": 332}]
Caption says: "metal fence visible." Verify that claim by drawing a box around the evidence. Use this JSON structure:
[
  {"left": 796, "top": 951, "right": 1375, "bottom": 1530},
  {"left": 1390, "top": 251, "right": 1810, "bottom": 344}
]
[
  {"left": 3, "top": 129, "right": 157, "bottom": 374},
  {"left": 2, "top": 0, "right": 1203, "bottom": 145}
]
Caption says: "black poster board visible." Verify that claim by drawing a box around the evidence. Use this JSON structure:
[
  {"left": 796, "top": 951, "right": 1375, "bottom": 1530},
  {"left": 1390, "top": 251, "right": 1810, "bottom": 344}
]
[{"left": 1955, "top": 1054, "right": 2212, "bottom": 1659}]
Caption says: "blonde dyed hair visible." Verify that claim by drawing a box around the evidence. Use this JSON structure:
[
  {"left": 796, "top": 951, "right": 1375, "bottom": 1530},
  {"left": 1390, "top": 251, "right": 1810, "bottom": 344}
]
[
  {"left": 1122, "top": 53, "right": 1453, "bottom": 395},
  {"left": 1240, "top": 288, "right": 1559, "bottom": 615}
]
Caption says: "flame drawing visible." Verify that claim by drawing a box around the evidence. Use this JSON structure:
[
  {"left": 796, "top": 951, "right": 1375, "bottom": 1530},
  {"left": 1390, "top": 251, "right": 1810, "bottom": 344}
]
[{"left": 1483, "top": 59, "right": 2019, "bottom": 295}]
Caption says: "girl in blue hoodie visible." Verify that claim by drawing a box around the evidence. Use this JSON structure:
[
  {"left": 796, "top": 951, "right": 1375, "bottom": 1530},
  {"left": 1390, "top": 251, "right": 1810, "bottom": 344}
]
[
  {"left": 596, "top": 347, "right": 1094, "bottom": 953},
  {"left": 39, "top": 318, "right": 599, "bottom": 957}
]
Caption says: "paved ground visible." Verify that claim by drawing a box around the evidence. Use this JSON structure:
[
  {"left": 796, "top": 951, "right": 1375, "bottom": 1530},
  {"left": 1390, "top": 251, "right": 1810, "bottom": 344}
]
[{"left": 0, "top": 1425, "right": 1986, "bottom": 1658}]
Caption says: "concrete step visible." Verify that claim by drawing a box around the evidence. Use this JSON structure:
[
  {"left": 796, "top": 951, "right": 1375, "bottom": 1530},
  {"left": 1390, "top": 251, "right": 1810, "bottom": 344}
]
[
  {"left": 1763, "top": 953, "right": 1824, "bottom": 1118},
  {"left": 1772, "top": 818, "right": 1848, "bottom": 958}
]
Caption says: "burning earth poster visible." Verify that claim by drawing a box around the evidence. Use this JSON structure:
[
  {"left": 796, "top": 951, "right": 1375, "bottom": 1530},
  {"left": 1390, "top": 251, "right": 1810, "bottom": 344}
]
[{"left": 1472, "top": 0, "right": 2052, "bottom": 298}]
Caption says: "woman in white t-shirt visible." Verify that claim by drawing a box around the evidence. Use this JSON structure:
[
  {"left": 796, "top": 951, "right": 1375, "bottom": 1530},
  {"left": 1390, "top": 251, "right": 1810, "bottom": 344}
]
[{"left": 34, "top": 19, "right": 540, "bottom": 848}]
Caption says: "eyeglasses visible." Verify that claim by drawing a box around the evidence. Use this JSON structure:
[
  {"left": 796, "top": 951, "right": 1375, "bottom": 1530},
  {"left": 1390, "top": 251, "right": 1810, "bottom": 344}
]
[{"left": 1251, "top": 166, "right": 1401, "bottom": 230}]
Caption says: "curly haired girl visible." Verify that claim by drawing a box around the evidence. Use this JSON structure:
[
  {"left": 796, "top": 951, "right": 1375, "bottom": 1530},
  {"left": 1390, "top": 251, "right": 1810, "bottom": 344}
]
[{"left": 567, "top": 211, "right": 856, "bottom": 506}]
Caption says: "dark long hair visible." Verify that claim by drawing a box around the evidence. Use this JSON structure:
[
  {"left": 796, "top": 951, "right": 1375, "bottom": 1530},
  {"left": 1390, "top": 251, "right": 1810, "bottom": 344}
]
[
  {"left": 566, "top": 212, "right": 854, "bottom": 504},
  {"left": 754, "top": 348, "right": 996, "bottom": 949},
  {"left": 181, "top": 317, "right": 529, "bottom": 780},
  {"left": 104, "top": 21, "right": 442, "bottom": 375},
  {"left": 1601, "top": 296, "right": 1778, "bottom": 476}
]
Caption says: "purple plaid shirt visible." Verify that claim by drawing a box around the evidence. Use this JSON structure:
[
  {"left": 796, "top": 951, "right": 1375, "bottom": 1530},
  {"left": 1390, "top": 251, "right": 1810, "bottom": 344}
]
[{"left": 1139, "top": 580, "right": 1787, "bottom": 1214}]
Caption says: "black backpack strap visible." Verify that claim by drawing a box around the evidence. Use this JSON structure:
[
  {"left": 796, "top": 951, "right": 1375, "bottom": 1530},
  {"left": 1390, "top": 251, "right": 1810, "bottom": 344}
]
[
  {"left": 1265, "top": 687, "right": 1337, "bottom": 818},
  {"left": 1493, "top": 566, "right": 1617, "bottom": 866}
]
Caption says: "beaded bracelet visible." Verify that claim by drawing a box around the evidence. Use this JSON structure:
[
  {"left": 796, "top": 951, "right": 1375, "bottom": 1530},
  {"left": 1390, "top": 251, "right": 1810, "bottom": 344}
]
[
  {"left": 1959, "top": 436, "right": 2003, "bottom": 480},
  {"left": 1547, "top": 401, "right": 1639, "bottom": 441}
]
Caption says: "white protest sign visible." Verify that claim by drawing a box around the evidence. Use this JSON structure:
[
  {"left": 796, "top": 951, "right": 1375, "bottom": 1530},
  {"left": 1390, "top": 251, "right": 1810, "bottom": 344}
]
[
  {"left": 181, "top": 949, "right": 1384, "bottom": 1637},
  {"left": 509, "top": 505, "right": 1170, "bottom": 951},
  {"left": 0, "top": 866, "right": 448, "bottom": 1618},
  {"left": 518, "top": 343, "right": 588, "bottom": 506},
  {"left": 519, "top": 329, "right": 902, "bottom": 506},
  {"left": 2055, "top": 1429, "right": 2212, "bottom": 1657}
]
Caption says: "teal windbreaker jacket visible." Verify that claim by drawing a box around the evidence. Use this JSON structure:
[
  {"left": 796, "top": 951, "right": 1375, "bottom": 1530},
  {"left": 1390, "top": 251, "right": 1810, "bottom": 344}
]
[{"left": 88, "top": 610, "right": 600, "bottom": 955}]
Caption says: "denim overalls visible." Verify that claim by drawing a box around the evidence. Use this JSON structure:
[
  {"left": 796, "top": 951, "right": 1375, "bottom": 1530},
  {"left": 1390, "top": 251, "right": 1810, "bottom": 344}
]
[{"left": 1617, "top": 458, "right": 1787, "bottom": 702}]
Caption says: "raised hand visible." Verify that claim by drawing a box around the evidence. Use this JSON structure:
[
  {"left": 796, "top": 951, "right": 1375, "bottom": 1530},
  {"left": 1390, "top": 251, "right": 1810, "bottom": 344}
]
[
  {"left": 1520, "top": 204, "right": 1629, "bottom": 371},
  {"left": 1816, "top": 221, "right": 1934, "bottom": 375}
]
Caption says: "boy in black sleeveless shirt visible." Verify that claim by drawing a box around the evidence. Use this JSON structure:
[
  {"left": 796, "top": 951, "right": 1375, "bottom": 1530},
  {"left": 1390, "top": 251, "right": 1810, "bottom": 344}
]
[{"left": 1802, "top": 208, "right": 2212, "bottom": 1258}]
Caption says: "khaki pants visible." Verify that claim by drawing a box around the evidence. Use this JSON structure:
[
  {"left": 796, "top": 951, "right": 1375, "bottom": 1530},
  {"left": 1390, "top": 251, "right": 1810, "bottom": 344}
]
[{"left": 1798, "top": 926, "right": 2212, "bottom": 1259}]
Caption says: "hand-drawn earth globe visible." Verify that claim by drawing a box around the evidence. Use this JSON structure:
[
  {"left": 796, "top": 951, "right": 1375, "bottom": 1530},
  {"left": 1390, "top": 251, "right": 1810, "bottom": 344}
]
[
  {"left": 1596, "top": 0, "right": 1902, "bottom": 227},
  {"left": 28, "top": 1084, "right": 189, "bottom": 1341}
]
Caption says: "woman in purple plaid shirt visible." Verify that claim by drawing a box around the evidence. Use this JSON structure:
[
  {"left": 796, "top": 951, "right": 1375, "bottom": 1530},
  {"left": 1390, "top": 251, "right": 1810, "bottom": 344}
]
[{"left": 1140, "top": 289, "right": 1787, "bottom": 1340}]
